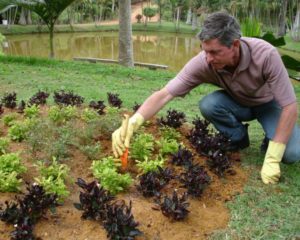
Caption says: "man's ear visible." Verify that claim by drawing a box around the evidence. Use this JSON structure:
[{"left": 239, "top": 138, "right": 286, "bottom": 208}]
[{"left": 232, "top": 39, "right": 240, "bottom": 48}]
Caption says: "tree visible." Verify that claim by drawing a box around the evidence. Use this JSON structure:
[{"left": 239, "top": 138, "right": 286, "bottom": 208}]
[
  {"left": 118, "top": 0, "right": 134, "bottom": 67},
  {"left": 15, "top": 0, "right": 76, "bottom": 58},
  {"left": 278, "top": 0, "right": 288, "bottom": 36}
]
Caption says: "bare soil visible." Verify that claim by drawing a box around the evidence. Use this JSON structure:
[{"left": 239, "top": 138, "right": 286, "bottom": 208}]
[{"left": 0, "top": 107, "right": 248, "bottom": 240}]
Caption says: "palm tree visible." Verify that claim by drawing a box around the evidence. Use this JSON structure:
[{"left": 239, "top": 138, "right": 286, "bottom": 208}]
[
  {"left": 15, "top": 0, "right": 76, "bottom": 58},
  {"left": 118, "top": 0, "right": 134, "bottom": 67}
]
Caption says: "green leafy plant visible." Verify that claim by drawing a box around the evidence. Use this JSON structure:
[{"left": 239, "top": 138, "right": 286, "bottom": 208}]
[
  {"left": 160, "top": 126, "right": 181, "bottom": 141},
  {"left": 47, "top": 124, "right": 76, "bottom": 160},
  {"left": 91, "top": 157, "right": 133, "bottom": 195},
  {"left": 81, "top": 108, "right": 99, "bottom": 122},
  {"left": 24, "top": 104, "right": 40, "bottom": 118},
  {"left": 25, "top": 119, "right": 53, "bottom": 157},
  {"left": 8, "top": 121, "right": 30, "bottom": 142},
  {"left": 0, "top": 33, "right": 5, "bottom": 56},
  {"left": 131, "top": 133, "right": 155, "bottom": 161},
  {"left": 92, "top": 111, "right": 122, "bottom": 140},
  {"left": 136, "top": 155, "right": 165, "bottom": 173},
  {"left": 48, "top": 105, "right": 77, "bottom": 124},
  {"left": 0, "top": 153, "right": 27, "bottom": 192},
  {"left": 80, "top": 142, "right": 101, "bottom": 160},
  {"left": 2, "top": 113, "right": 18, "bottom": 126},
  {"left": 156, "top": 138, "right": 179, "bottom": 156},
  {"left": 35, "top": 157, "right": 70, "bottom": 200},
  {"left": 0, "top": 137, "right": 9, "bottom": 155},
  {"left": 241, "top": 17, "right": 262, "bottom": 37},
  {"left": 0, "top": 171, "right": 23, "bottom": 192}
]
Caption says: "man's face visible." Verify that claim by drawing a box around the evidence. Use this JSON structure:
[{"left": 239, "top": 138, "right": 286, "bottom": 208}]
[{"left": 201, "top": 38, "right": 240, "bottom": 70}]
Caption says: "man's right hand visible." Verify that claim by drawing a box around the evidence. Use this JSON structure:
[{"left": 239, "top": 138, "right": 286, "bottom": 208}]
[{"left": 112, "top": 113, "right": 144, "bottom": 158}]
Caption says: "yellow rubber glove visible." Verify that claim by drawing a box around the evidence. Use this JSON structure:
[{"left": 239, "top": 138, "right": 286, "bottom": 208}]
[
  {"left": 261, "top": 141, "right": 286, "bottom": 184},
  {"left": 112, "top": 114, "right": 129, "bottom": 157},
  {"left": 124, "top": 113, "right": 144, "bottom": 148},
  {"left": 112, "top": 113, "right": 144, "bottom": 157}
]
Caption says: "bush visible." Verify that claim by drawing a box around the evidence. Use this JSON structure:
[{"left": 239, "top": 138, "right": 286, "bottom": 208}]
[
  {"left": 0, "top": 153, "right": 27, "bottom": 192},
  {"left": 35, "top": 157, "right": 70, "bottom": 200},
  {"left": 91, "top": 157, "right": 133, "bottom": 195},
  {"left": 0, "top": 137, "right": 10, "bottom": 155}
]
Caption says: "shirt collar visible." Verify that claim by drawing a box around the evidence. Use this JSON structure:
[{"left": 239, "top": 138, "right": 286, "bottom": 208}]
[{"left": 237, "top": 40, "right": 251, "bottom": 72}]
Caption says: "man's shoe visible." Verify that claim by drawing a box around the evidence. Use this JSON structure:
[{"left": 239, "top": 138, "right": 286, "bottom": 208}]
[
  {"left": 260, "top": 136, "right": 269, "bottom": 153},
  {"left": 224, "top": 132, "right": 250, "bottom": 151},
  {"left": 222, "top": 124, "right": 250, "bottom": 152}
]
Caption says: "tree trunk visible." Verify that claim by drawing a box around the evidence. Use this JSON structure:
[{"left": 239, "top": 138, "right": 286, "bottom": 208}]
[
  {"left": 191, "top": 10, "right": 198, "bottom": 30},
  {"left": 278, "top": 0, "right": 288, "bottom": 37},
  {"left": 176, "top": 7, "right": 180, "bottom": 31},
  {"left": 112, "top": 0, "right": 115, "bottom": 14},
  {"left": 19, "top": 7, "right": 26, "bottom": 25},
  {"left": 26, "top": 10, "right": 32, "bottom": 25},
  {"left": 118, "top": 0, "right": 134, "bottom": 67},
  {"left": 291, "top": 10, "right": 300, "bottom": 41},
  {"left": 186, "top": 7, "right": 192, "bottom": 25},
  {"left": 49, "top": 23, "right": 55, "bottom": 58}
]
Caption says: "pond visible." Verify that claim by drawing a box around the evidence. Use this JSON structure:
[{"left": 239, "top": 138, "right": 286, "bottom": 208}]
[
  {"left": 3, "top": 31, "right": 300, "bottom": 75},
  {"left": 3, "top": 31, "right": 201, "bottom": 72}
]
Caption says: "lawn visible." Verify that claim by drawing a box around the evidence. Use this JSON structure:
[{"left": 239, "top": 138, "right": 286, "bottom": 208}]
[{"left": 0, "top": 56, "right": 299, "bottom": 239}]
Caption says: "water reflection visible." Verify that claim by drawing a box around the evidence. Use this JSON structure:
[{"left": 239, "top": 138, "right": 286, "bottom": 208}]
[{"left": 3, "top": 32, "right": 201, "bottom": 72}]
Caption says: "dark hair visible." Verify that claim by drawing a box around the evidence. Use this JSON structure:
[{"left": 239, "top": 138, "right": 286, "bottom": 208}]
[{"left": 197, "top": 12, "right": 241, "bottom": 47}]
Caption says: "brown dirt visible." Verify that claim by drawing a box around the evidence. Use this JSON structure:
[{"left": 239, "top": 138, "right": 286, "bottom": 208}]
[{"left": 0, "top": 107, "right": 248, "bottom": 240}]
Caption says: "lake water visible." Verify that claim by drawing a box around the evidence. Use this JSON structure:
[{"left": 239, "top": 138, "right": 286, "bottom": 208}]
[{"left": 3, "top": 31, "right": 201, "bottom": 72}]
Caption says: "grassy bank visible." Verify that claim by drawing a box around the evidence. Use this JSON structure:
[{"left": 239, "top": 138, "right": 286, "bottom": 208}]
[
  {"left": 0, "top": 21, "right": 199, "bottom": 35},
  {"left": 0, "top": 56, "right": 299, "bottom": 239}
]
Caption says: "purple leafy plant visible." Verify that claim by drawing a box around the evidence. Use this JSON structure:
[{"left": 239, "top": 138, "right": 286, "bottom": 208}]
[
  {"left": 157, "top": 109, "right": 186, "bottom": 128},
  {"left": 107, "top": 92, "right": 122, "bottom": 108},
  {"left": 180, "top": 164, "right": 211, "bottom": 197}
]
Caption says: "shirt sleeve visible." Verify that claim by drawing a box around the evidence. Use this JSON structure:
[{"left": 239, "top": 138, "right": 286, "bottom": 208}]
[
  {"left": 263, "top": 48, "right": 296, "bottom": 107},
  {"left": 166, "top": 52, "right": 207, "bottom": 97}
]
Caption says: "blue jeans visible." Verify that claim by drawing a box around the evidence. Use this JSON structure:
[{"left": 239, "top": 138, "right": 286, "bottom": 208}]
[{"left": 199, "top": 90, "right": 300, "bottom": 164}]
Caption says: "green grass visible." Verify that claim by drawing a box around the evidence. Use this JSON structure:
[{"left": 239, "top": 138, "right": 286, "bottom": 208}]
[
  {"left": 0, "top": 21, "right": 199, "bottom": 36},
  {"left": 0, "top": 56, "right": 299, "bottom": 239},
  {"left": 283, "top": 35, "right": 300, "bottom": 53}
]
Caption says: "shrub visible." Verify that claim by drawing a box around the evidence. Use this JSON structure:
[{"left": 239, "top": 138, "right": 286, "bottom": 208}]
[
  {"left": 136, "top": 155, "right": 165, "bottom": 173},
  {"left": 74, "top": 178, "right": 114, "bottom": 221},
  {"left": 24, "top": 104, "right": 40, "bottom": 118},
  {"left": 35, "top": 158, "right": 70, "bottom": 200},
  {"left": 159, "top": 126, "right": 181, "bottom": 141},
  {"left": 53, "top": 90, "right": 84, "bottom": 106},
  {"left": 0, "top": 153, "right": 27, "bottom": 192},
  {"left": 0, "top": 137, "right": 9, "bottom": 155},
  {"left": 107, "top": 92, "right": 122, "bottom": 108},
  {"left": 131, "top": 133, "right": 155, "bottom": 161},
  {"left": 28, "top": 90, "right": 49, "bottom": 106},
  {"left": 8, "top": 121, "right": 30, "bottom": 142},
  {"left": 180, "top": 164, "right": 211, "bottom": 197},
  {"left": 135, "top": 14, "right": 143, "bottom": 23},
  {"left": 156, "top": 138, "right": 179, "bottom": 156},
  {"left": 80, "top": 142, "right": 102, "bottom": 160},
  {"left": 81, "top": 108, "right": 99, "bottom": 122},
  {"left": 137, "top": 167, "right": 173, "bottom": 197},
  {"left": 1, "top": 92, "right": 17, "bottom": 109},
  {"left": 91, "top": 157, "right": 133, "bottom": 195},
  {"left": 159, "top": 191, "right": 190, "bottom": 221},
  {"left": 157, "top": 109, "right": 186, "bottom": 128},
  {"left": 48, "top": 105, "right": 77, "bottom": 124},
  {"left": 89, "top": 100, "right": 106, "bottom": 115},
  {"left": 3, "top": 113, "right": 18, "bottom": 126}
]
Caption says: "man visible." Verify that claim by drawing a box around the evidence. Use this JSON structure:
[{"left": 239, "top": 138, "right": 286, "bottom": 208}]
[{"left": 112, "top": 12, "right": 300, "bottom": 184}]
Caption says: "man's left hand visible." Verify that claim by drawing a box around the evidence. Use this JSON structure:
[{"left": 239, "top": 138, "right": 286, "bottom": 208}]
[{"left": 261, "top": 141, "right": 286, "bottom": 184}]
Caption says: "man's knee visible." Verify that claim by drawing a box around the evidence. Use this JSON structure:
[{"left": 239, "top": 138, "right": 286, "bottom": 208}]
[
  {"left": 282, "top": 148, "right": 300, "bottom": 164},
  {"left": 199, "top": 92, "right": 222, "bottom": 118}
]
